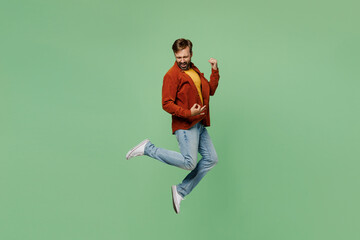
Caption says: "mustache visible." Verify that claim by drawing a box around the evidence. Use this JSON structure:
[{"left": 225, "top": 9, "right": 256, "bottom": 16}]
[{"left": 178, "top": 62, "right": 190, "bottom": 69}]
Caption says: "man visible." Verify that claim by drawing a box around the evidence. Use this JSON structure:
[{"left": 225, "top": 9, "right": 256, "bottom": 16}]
[{"left": 126, "top": 38, "right": 220, "bottom": 214}]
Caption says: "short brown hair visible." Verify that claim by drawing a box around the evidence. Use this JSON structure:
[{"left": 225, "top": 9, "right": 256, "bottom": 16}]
[{"left": 172, "top": 38, "right": 193, "bottom": 54}]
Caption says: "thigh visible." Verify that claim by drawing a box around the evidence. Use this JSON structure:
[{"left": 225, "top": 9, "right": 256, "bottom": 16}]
[
  {"left": 175, "top": 125, "right": 200, "bottom": 161},
  {"left": 198, "top": 127, "right": 217, "bottom": 159}
]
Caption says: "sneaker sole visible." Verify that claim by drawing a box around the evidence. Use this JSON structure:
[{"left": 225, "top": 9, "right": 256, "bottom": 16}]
[
  {"left": 126, "top": 139, "right": 149, "bottom": 160},
  {"left": 171, "top": 185, "right": 179, "bottom": 214}
]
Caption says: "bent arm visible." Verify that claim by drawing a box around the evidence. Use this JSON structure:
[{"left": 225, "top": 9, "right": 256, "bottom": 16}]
[
  {"left": 209, "top": 68, "right": 220, "bottom": 96},
  {"left": 162, "top": 73, "right": 191, "bottom": 118}
]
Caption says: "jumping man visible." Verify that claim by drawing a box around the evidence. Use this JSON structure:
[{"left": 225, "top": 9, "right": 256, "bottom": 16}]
[{"left": 126, "top": 38, "right": 220, "bottom": 214}]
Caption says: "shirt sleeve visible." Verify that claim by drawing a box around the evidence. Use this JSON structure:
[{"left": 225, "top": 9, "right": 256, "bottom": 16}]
[
  {"left": 209, "top": 68, "right": 220, "bottom": 96},
  {"left": 162, "top": 73, "right": 192, "bottom": 118}
]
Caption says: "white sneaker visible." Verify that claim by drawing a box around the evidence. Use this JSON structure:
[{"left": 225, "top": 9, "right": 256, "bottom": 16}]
[
  {"left": 126, "top": 139, "right": 150, "bottom": 160},
  {"left": 171, "top": 185, "right": 184, "bottom": 214}
]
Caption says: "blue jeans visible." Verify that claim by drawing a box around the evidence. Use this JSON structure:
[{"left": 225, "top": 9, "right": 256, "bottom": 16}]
[{"left": 144, "top": 122, "right": 218, "bottom": 198}]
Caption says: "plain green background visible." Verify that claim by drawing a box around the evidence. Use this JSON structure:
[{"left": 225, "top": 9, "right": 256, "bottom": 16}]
[{"left": 1, "top": 0, "right": 359, "bottom": 239}]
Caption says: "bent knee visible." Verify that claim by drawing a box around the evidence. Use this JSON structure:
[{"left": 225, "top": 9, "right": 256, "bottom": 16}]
[
  {"left": 184, "top": 157, "right": 197, "bottom": 171},
  {"left": 211, "top": 155, "right": 218, "bottom": 167},
  {"left": 201, "top": 154, "right": 218, "bottom": 169}
]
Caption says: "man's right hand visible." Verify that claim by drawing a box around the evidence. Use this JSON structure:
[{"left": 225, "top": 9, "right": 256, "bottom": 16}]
[{"left": 190, "top": 103, "right": 206, "bottom": 116}]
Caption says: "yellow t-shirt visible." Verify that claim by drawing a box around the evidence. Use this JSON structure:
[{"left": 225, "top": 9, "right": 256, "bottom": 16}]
[{"left": 184, "top": 68, "right": 203, "bottom": 104}]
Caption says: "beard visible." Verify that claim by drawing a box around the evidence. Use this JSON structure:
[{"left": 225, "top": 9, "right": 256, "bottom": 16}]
[{"left": 177, "top": 61, "right": 191, "bottom": 70}]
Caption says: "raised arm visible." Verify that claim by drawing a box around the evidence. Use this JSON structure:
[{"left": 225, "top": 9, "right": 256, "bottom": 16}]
[{"left": 208, "top": 58, "right": 220, "bottom": 96}]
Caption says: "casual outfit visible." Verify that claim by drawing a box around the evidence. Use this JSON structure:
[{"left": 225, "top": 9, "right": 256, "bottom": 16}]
[
  {"left": 126, "top": 61, "right": 220, "bottom": 213},
  {"left": 145, "top": 61, "right": 220, "bottom": 197}
]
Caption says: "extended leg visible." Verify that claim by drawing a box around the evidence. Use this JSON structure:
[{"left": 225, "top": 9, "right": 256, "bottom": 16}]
[{"left": 144, "top": 125, "right": 199, "bottom": 170}]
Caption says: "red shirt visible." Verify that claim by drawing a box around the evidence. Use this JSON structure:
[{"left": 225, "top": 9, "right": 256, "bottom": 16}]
[{"left": 162, "top": 61, "right": 220, "bottom": 134}]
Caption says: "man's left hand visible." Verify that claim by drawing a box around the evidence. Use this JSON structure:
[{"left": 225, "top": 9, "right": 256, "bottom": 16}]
[{"left": 208, "top": 58, "right": 218, "bottom": 70}]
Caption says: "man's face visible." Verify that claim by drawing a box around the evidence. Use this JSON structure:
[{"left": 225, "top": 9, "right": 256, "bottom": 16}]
[{"left": 174, "top": 46, "right": 192, "bottom": 70}]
